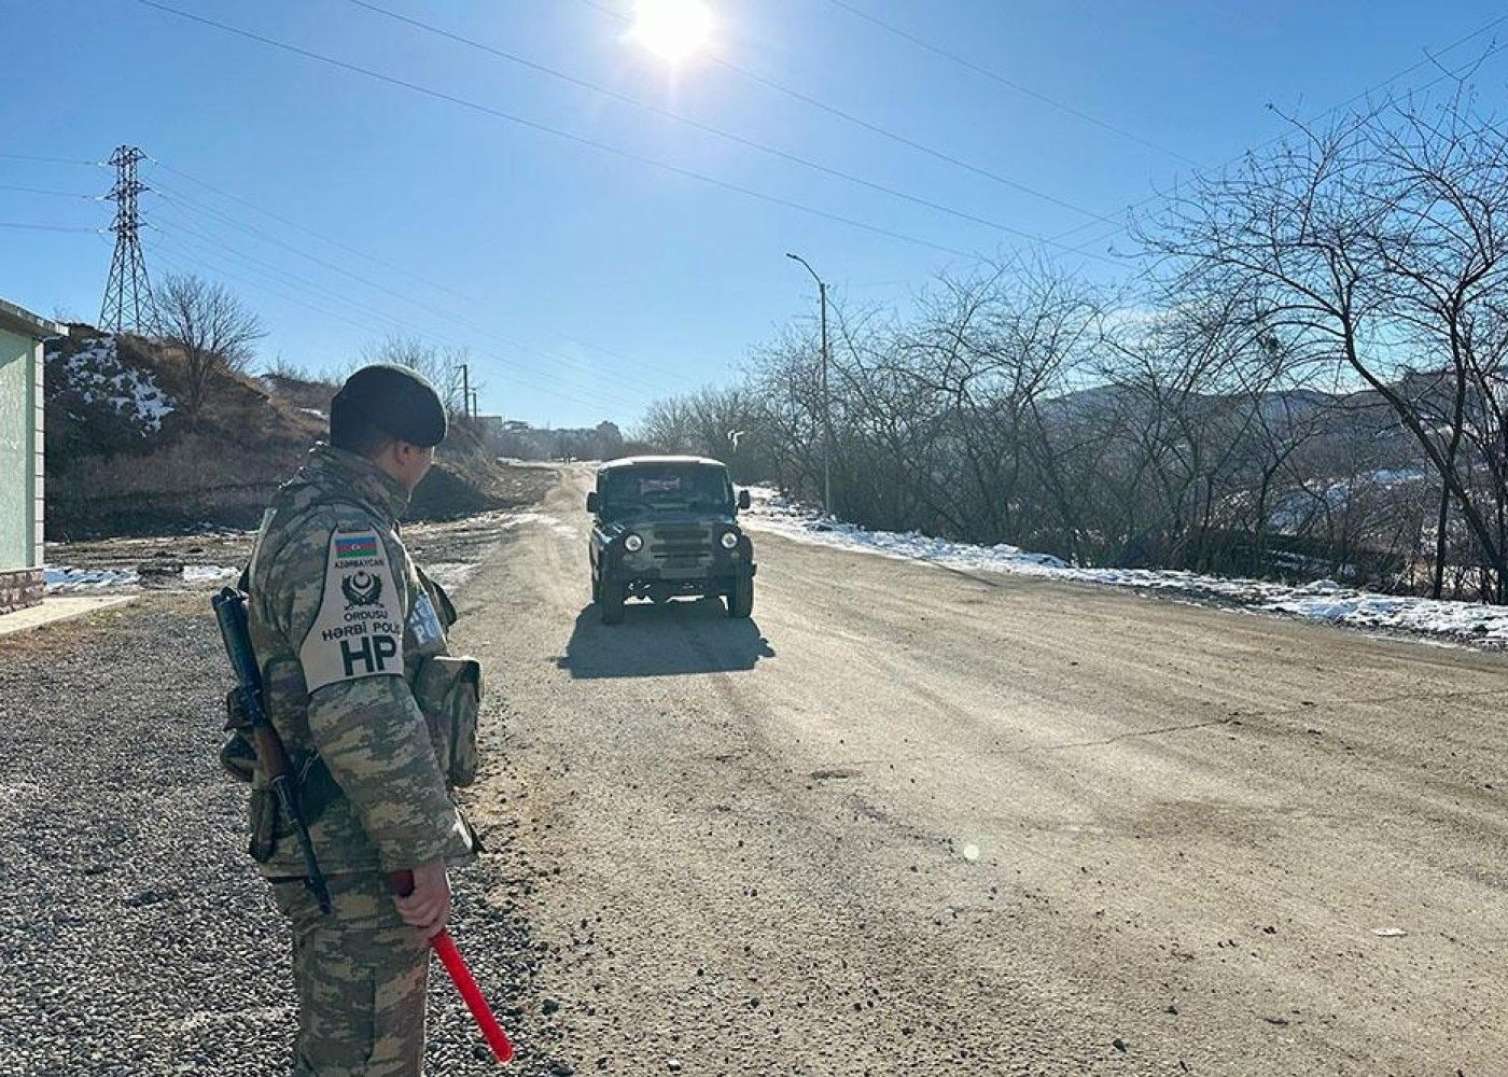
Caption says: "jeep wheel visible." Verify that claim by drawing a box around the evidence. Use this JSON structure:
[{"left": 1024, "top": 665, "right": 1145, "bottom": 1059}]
[
  {"left": 725, "top": 575, "right": 754, "bottom": 619},
  {"left": 600, "top": 581, "right": 626, "bottom": 625}
]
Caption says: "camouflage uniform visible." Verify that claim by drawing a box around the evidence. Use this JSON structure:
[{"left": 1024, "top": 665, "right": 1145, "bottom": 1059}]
[{"left": 244, "top": 443, "right": 478, "bottom": 1075}]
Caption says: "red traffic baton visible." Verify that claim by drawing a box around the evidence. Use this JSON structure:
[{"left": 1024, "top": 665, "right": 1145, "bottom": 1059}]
[{"left": 391, "top": 870, "right": 515, "bottom": 1064}]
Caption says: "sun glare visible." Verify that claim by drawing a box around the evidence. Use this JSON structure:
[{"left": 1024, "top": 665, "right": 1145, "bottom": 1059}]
[{"left": 633, "top": 0, "right": 713, "bottom": 62}]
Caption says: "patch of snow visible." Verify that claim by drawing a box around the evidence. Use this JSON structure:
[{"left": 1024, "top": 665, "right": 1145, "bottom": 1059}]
[
  {"left": 45, "top": 563, "right": 239, "bottom": 594},
  {"left": 1365, "top": 467, "right": 1427, "bottom": 487},
  {"left": 54, "top": 337, "right": 176, "bottom": 434},
  {"left": 45, "top": 566, "right": 140, "bottom": 593},
  {"left": 182, "top": 565, "right": 241, "bottom": 585},
  {"left": 299, "top": 407, "right": 328, "bottom": 420},
  {"left": 420, "top": 561, "right": 478, "bottom": 592},
  {"left": 742, "top": 487, "right": 1508, "bottom": 645},
  {"left": 492, "top": 511, "right": 568, "bottom": 531}
]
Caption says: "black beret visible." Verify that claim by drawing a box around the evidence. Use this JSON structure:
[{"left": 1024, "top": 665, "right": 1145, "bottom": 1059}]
[{"left": 331, "top": 364, "right": 448, "bottom": 447}]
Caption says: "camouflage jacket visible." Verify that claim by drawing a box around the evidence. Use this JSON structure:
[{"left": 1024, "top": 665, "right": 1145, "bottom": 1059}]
[{"left": 244, "top": 443, "right": 474, "bottom": 877}]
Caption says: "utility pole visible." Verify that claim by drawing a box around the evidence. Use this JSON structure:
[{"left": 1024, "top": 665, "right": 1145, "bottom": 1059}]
[
  {"left": 100, "top": 146, "right": 152, "bottom": 334},
  {"left": 469, "top": 388, "right": 479, "bottom": 419},
  {"left": 786, "top": 252, "right": 833, "bottom": 515}
]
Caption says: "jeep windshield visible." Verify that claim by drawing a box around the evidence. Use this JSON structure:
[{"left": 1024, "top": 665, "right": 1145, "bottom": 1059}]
[{"left": 599, "top": 465, "right": 731, "bottom": 518}]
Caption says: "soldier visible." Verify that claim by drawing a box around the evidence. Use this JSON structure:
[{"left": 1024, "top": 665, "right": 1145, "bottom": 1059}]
[{"left": 238, "top": 364, "right": 482, "bottom": 1075}]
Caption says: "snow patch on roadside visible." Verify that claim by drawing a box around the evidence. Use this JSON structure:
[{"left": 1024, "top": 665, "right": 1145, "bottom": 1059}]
[
  {"left": 183, "top": 565, "right": 240, "bottom": 585},
  {"left": 494, "top": 511, "right": 566, "bottom": 530},
  {"left": 479, "top": 510, "right": 575, "bottom": 539},
  {"left": 419, "top": 561, "right": 478, "bottom": 592},
  {"left": 743, "top": 488, "right": 1508, "bottom": 644},
  {"left": 41, "top": 511, "right": 574, "bottom": 598},
  {"left": 45, "top": 567, "right": 141, "bottom": 593},
  {"left": 44, "top": 564, "right": 240, "bottom": 593}
]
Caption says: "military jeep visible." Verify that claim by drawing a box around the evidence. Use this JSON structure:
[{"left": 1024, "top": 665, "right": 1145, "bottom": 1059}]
[{"left": 586, "top": 456, "right": 757, "bottom": 625}]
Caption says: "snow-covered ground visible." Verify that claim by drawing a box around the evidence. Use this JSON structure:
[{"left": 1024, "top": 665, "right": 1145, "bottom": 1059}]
[
  {"left": 54, "top": 338, "right": 175, "bottom": 434},
  {"left": 44, "top": 565, "right": 241, "bottom": 594},
  {"left": 44, "top": 567, "right": 141, "bottom": 593},
  {"left": 742, "top": 487, "right": 1508, "bottom": 645},
  {"left": 41, "top": 512, "right": 578, "bottom": 597}
]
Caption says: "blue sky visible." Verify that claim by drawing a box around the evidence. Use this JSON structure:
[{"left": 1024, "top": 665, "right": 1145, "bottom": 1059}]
[{"left": 3, "top": 0, "right": 1505, "bottom": 427}]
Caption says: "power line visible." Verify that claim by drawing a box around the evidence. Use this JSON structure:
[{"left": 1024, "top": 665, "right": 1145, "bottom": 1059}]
[
  {"left": 145, "top": 234, "right": 641, "bottom": 415},
  {"left": 575, "top": 0, "right": 1130, "bottom": 230},
  {"left": 0, "top": 152, "right": 103, "bottom": 166},
  {"left": 345, "top": 0, "right": 1121, "bottom": 256},
  {"left": 149, "top": 214, "right": 437, "bottom": 340},
  {"left": 146, "top": 185, "right": 689, "bottom": 406},
  {"left": 148, "top": 159, "right": 478, "bottom": 310},
  {"left": 133, "top": 0, "right": 987, "bottom": 262},
  {"left": 0, "top": 221, "right": 102, "bottom": 233},
  {"left": 147, "top": 180, "right": 683, "bottom": 398},
  {"left": 821, "top": 0, "right": 1200, "bottom": 166},
  {"left": 147, "top": 157, "right": 738, "bottom": 387},
  {"left": 150, "top": 202, "right": 676, "bottom": 403},
  {"left": 1049, "top": 11, "right": 1508, "bottom": 244},
  {"left": 147, "top": 235, "right": 397, "bottom": 341},
  {"left": 0, "top": 184, "right": 102, "bottom": 200}
]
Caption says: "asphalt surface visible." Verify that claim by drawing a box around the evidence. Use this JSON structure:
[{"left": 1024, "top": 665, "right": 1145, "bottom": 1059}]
[
  {"left": 4, "top": 466, "right": 1505, "bottom": 1075},
  {"left": 460, "top": 468, "right": 1508, "bottom": 1076}
]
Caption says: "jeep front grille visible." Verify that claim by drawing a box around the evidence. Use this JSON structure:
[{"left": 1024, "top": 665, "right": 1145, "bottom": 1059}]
[{"left": 651, "top": 525, "right": 712, "bottom": 562}]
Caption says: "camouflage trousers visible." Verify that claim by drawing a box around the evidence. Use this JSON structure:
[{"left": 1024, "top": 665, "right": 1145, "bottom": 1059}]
[{"left": 273, "top": 873, "right": 431, "bottom": 1076}]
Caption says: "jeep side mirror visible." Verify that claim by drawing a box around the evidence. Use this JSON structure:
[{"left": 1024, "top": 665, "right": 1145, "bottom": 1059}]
[
  {"left": 737, "top": 489, "right": 752, "bottom": 511},
  {"left": 586, "top": 491, "right": 600, "bottom": 514}
]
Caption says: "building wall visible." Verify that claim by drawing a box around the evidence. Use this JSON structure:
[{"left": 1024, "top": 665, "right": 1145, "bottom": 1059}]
[
  {"left": 0, "top": 325, "right": 38, "bottom": 576},
  {"left": 32, "top": 331, "right": 43, "bottom": 572}
]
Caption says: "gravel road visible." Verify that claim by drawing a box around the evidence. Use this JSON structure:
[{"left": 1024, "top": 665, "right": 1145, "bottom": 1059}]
[
  {"left": 4, "top": 463, "right": 1507, "bottom": 1075},
  {"left": 461, "top": 468, "right": 1507, "bottom": 1076},
  {"left": 0, "top": 575, "right": 565, "bottom": 1074}
]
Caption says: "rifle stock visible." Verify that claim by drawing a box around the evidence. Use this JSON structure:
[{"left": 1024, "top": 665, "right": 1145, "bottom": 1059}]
[{"left": 213, "top": 586, "right": 333, "bottom": 915}]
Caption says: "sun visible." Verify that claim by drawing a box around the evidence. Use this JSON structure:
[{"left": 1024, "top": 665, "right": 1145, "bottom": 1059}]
[{"left": 632, "top": 0, "right": 713, "bottom": 62}]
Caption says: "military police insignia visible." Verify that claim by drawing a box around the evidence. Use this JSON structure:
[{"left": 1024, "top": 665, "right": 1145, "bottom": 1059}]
[
  {"left": 341, "top": 571, "right": 384, "bottom": 608},
  {"left": 409, "top": 591, "right": 445, "bottom": 647},
  {"left": 300, "top": 528, "right": 406, "bottom": 692}
]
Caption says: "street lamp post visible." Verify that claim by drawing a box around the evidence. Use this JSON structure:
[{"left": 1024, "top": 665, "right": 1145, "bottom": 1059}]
[{"left": 786, "top": 252, "right": 832, "bottom": 516}]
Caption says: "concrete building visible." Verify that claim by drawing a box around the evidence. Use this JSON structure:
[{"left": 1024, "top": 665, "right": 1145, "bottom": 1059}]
[{"left": 0, "top": 298, "right": 61, "bottom": 614}]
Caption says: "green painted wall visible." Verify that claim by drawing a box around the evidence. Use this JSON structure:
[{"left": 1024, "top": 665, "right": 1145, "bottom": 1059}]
[{"left": 0, "top": 326, "right": 36, "bottom": 572}]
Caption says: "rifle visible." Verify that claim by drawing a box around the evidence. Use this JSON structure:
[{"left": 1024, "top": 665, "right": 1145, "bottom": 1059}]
[
  {"left": 212, "top": 586, "right": 334, "bottom": 915},
  {"left": 215, "top": 587, "right": 514, "bottom": 1063}
]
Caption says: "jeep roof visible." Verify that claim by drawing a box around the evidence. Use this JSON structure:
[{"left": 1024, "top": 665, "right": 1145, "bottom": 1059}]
[{"left": 597, "top": 455, "right": 727, "bottom": 472}]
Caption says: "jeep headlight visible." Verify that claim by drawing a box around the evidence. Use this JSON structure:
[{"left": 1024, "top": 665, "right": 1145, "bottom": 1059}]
[
  {"left": 623, "top": 533, "right": 644, "bottom": 553},
  {"left": 720, "top": 531, "right": 739, "bottom": 550}
]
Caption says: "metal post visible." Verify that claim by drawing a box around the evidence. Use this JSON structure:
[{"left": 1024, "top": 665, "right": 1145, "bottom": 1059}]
[
  {"left": 786, "top": 252, "right": 833, "bottom": 516},
  {"left": 818, "top": 279, "right": 832, "bottom": 516}
]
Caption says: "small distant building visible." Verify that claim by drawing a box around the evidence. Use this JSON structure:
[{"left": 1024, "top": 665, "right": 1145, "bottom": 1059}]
[
  {"left": 0, "top": 298, "right": 62, "bottom": 614},
  {"left": 473, "top": 414, "right": 506, "bottom": 439}
]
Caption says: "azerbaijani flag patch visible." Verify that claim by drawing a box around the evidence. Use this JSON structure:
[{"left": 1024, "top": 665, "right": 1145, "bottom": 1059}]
[{"left": 335, "top": 534, "right": 379, "bottom": 561}]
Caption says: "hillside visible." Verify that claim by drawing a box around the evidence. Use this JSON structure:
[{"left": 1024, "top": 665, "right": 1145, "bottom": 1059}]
[{"left": 43, "top": 331, "right": 548, "bottom": 538}]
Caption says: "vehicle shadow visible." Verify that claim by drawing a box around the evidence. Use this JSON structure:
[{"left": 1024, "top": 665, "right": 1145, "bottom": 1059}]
[{"left": 556, "top": 597, "right": 775, "bottom": 679}]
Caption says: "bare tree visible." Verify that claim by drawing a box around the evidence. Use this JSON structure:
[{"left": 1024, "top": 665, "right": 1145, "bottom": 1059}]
[
  {"left": 632, "top": 86, "right": 1508, "bottom": 601},
  {"left": 1142, "top": 88, "right": 1508, "bottom": 598},
  {"left": 152, "top": 272, "right": 265, "bottom": 416},
  {"left": 359, "top": 336, "right": 473, "bottom": 415}
]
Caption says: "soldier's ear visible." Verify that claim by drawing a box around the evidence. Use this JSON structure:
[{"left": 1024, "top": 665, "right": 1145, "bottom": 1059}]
[{"left": 393, "top": 439, "right": 432, "bottom": 464}]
